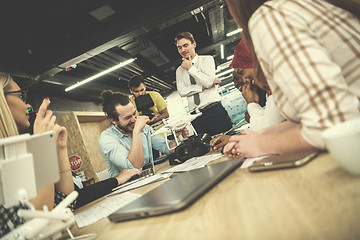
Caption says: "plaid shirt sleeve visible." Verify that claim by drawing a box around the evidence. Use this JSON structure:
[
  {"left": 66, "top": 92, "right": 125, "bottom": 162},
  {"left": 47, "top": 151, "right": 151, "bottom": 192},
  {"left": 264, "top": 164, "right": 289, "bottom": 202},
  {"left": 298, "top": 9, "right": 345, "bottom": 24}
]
[
  {"left": 0, "top": 204, "right": 27, "bottom": 238},
  {"left": 249, "top": 0, "right": 360, "bottom": 148},
  {"left": 54, "top": 189, "right": 77, "bottom": 211},
  {"left": 0, "top": 189, "right": 76, "bottom": 238}
]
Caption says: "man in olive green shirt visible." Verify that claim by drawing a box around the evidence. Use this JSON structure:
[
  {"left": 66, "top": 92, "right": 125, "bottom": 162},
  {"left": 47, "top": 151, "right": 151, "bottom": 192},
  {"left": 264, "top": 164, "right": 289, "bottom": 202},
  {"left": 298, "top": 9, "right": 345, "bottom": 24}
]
[{"left": 128, "top": 75, "right": 169, "bottom": 125}]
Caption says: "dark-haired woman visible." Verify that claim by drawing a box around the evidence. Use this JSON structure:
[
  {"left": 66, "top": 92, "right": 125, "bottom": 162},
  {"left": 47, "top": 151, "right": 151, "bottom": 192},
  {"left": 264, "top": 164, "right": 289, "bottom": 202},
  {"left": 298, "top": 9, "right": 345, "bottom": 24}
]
[{"left": 224, "top": 0, "right": 360, "bottom": 158}]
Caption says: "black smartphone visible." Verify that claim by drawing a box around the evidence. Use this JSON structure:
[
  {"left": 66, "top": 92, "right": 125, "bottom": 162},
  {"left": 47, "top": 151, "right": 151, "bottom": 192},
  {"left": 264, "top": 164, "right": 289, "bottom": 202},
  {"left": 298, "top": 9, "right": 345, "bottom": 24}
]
[{"left": 248, "top": 151, "right": 318, "bottom": 172}]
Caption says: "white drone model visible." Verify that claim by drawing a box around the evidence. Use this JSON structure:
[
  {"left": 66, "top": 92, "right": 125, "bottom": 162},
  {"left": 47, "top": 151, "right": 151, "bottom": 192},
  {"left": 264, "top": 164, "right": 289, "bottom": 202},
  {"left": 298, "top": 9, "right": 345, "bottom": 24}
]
[
  {"left": 151, "top": 112, "right": 202, "bottom": 151},
  {"left": 0, "top": 133, "right": 95, "bottom": 240}
]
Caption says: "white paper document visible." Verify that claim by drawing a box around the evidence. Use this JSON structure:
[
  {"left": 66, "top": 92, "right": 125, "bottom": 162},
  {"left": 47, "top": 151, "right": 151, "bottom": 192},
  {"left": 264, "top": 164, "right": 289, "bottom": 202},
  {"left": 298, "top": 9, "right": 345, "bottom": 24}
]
[
  {"left": 75, "top": 192, "right": 141, "bottom": 228},
  {"left": 241, "top": 156, "right": 268, "bottom": 168},
  {"left": 161, "top": 153, "right": 223, "bottom": 174}
]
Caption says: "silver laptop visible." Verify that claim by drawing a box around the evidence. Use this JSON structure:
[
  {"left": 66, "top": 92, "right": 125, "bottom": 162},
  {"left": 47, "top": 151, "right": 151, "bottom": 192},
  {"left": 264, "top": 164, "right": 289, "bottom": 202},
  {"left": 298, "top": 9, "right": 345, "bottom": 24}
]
[{"left": 108, "top": 157, "right": 243, "bottom": 222}]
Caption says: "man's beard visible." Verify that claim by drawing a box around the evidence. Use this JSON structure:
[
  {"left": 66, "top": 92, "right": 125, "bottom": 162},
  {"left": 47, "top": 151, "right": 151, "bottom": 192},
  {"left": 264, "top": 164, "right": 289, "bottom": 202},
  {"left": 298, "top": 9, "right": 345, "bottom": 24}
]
[{"left": 115, "top": 122, "right": 134, "bottom": 134}]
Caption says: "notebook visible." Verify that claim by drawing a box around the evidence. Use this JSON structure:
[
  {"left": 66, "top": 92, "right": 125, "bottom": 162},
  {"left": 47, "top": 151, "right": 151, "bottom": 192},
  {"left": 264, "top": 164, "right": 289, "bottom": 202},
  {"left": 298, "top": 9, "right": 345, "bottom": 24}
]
[{"left": 108, "top": 157, "right": 243, "bottom": 222}]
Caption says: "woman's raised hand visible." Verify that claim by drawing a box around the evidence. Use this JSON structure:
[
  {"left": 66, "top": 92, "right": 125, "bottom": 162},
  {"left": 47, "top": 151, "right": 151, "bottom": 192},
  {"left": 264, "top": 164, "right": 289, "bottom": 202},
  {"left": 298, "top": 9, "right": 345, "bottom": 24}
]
[{"left": 33, "top": 97, "right": 67, "bottom": 149}]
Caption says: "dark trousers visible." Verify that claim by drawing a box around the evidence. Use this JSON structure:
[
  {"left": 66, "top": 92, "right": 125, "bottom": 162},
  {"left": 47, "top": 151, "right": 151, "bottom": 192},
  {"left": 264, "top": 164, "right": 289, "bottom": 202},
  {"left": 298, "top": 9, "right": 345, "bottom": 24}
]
[{"left": 191, "top": 102, "right": 233, "bottom": 136}]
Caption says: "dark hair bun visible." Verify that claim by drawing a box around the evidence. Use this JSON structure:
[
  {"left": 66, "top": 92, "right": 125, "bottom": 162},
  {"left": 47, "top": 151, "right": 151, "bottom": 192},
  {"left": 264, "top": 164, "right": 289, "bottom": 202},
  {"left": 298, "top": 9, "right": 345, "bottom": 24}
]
[
  {"left": 99, "top": 90, "right": 130, "bottom": 120},
  {"left": 100, "top": 90, "right": 113, "bottom": 106}
]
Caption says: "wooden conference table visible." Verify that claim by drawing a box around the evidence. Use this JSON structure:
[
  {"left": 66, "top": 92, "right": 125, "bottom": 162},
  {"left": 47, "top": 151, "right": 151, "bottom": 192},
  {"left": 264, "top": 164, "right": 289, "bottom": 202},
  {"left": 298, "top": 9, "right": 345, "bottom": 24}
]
[{"left": 71, "top": 153, "right": 360, "bottom": 240}]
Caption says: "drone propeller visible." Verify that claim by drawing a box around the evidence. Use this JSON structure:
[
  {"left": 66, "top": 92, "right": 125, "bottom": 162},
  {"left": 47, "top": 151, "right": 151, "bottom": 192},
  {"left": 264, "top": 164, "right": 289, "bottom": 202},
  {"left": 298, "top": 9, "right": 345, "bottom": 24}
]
[{"left": 151, "top": 112, "right": 202, "bottom": 136}]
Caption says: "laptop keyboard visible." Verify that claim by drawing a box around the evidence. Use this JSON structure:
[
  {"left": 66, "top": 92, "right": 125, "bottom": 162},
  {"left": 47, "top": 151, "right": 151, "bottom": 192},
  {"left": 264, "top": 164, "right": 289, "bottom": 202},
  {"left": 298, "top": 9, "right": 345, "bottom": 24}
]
[{"left": 126, "top": 168, "right": 154, "bottom": 183}]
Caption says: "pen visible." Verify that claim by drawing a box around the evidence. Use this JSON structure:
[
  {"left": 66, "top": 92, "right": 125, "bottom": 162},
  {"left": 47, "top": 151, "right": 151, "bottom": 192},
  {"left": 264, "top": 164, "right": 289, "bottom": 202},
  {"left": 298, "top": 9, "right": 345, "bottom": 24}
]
[
  {"left": 27, "top": 107, "right": 37, "bottom": 114},
  {"left": 203, "top": 142, "right": 214, "bottom": 149}
]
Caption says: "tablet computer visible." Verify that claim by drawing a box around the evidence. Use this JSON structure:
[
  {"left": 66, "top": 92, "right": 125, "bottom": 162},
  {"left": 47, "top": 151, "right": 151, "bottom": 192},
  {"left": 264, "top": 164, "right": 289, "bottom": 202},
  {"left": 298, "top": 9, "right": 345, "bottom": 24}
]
[
  {"left": 26, "top": 131, "right": 60, "bottom": 189},
  {"left": 248, "top": 151, "right": 318, "bottom": 172},
  {"left": 108, "top": 157, "right": 243, "bottom": 222}
]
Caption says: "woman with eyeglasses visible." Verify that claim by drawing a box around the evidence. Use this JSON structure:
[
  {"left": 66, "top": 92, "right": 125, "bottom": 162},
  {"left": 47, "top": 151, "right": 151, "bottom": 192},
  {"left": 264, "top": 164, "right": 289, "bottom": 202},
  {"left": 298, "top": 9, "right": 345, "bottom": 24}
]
[
  {"left": 209, "top": 39, "right": 285, "bottom": 151},
  {"left": 0, "top": 72, "right": 74, "bottom": 237},
  {"left": 230, "top": 39, "right": 284, "bottom": 131},
  {"left": 3, "top": 89, "right": 31, "bottom": 133},
  {"left": 0, "top": 72, "right": 141, "bottom": 237}
]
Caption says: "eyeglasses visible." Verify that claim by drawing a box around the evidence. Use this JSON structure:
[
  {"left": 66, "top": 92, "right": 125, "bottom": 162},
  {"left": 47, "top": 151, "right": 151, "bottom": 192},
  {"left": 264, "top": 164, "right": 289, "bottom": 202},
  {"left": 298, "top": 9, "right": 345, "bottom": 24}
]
[
  {"left": 4, "top": 90, "right": 28, "bottom": 103},
  {"left": 232, "top": 69, "right": 245, "bottom": 91},
  {"left": 233, "top": 76, "right": 245, "bottom": 92}
]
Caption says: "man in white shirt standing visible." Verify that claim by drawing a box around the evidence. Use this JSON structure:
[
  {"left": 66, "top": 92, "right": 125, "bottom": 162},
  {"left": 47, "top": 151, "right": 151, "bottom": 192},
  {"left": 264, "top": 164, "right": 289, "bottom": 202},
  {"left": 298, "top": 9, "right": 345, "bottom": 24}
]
[{"left": 174, "top": 32, "right": 233, "bottom": 136}]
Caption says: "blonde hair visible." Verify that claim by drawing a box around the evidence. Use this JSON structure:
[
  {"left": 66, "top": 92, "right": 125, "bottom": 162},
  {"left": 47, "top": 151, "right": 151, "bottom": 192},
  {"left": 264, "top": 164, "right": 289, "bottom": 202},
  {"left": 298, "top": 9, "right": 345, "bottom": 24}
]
[{"left": 0, "top": 72, "right": 19, "bottom": 138}]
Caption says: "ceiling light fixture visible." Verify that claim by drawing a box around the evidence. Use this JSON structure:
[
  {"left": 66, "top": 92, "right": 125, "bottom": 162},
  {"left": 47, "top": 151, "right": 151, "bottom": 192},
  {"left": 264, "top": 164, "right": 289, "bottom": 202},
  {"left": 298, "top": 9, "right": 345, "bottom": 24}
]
[
  {"left": 216, "top": 60, "right": 233, "bottom": 71},
  {"left": 215, "top": 66, "right": 225, "bottom": 73},
  {"left": 220, "top": 44, "right": 224, "bottom": 59},
  {"left": 65, "top": 58, "right": 136, "bottom": 92},
  {"left": 226, "top": 55, "right": 234, "bottom": 60},
  {"left": 216, "top": 68, "right": 233, "bottom": 78},
  {"left": 226, "top": 28, "right": 243, "bottom": 37}
]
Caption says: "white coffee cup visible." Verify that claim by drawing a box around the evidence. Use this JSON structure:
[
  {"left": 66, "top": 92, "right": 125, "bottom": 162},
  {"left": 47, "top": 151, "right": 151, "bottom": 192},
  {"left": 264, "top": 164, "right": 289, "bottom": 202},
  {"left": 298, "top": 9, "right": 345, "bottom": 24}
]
[{"left": 321, "top": 117, "right": 360, "bottom": 175}]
